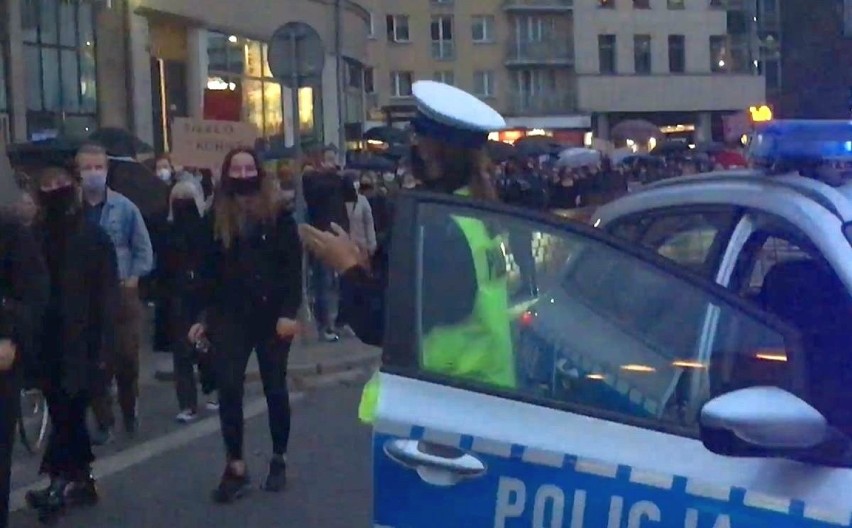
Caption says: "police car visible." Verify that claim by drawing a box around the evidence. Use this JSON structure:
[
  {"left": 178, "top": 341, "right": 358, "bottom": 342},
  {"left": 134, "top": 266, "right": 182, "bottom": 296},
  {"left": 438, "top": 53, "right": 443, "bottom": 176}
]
[{"left": 371, "top": 120, "right": 851, "bottom": 527}]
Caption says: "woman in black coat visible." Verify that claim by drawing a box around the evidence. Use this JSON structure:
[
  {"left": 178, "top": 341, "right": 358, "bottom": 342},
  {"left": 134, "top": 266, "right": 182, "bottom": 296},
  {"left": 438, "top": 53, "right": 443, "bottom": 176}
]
[
  {"left": 25, "top": 165, "right": 119, "bottom": 523},
  {"left": 188, "top": 148, "right": 302, "bottom": 503}
]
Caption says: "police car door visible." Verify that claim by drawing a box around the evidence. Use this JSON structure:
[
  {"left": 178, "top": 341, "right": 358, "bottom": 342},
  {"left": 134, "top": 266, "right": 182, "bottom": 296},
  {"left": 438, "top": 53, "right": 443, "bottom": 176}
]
[{"left": 373, "top": 192, "right": 852, "bottom": 528}]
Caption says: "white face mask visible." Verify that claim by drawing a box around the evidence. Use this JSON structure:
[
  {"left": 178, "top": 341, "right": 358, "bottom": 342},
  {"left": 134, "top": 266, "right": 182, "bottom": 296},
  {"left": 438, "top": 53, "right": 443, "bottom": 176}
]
[
  {"left": 352, "top": 181, "right": 361, "bottom": 191},
  {"left": 383, "top": 173, "right": 395, "bottom": 183},
  {"left": 80, "top": 170, "right": 108, "bottom": 193},
  {"left": 157, "top": 168, "right": 172, "bottom": 182}
]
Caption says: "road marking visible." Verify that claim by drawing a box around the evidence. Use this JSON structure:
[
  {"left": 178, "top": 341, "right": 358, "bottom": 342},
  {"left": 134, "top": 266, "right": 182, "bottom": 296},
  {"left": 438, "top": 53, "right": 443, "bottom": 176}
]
[{"left": 9, "top": 393, "right": 304, "bottom": 513}]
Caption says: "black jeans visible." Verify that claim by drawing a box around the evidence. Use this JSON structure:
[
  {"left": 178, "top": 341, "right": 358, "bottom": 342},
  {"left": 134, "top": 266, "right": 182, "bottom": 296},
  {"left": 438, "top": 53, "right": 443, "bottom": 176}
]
[
  {"left": 170, "top": 297, "right": 215, "bottom": 412},
  {"left": 212, "top": 327, "right": 292, "bottom": 461},
  {"left": 40, "top": 388, "right": 93, "bottom": 480},
  {"left": 0, "top": 376, "right": 18, "bottom": 528}
]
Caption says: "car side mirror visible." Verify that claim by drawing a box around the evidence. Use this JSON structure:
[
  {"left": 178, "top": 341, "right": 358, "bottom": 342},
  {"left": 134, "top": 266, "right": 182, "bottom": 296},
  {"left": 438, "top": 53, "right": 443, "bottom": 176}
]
[{"left": 700, "top": 386, "right": 829, "bottom": 452}]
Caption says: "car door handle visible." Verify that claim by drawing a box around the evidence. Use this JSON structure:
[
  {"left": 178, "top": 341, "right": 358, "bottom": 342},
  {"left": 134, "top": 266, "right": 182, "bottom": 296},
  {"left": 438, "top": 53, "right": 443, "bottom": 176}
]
[{"left": 383, "top": 439, "right": 487, "bottom": 487}]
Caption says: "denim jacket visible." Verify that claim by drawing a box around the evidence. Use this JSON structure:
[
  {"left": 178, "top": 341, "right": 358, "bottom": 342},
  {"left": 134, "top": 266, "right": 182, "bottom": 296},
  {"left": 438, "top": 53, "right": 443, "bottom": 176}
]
[{"left": 97, "top": 190, "right": 154, "bottom": 281}]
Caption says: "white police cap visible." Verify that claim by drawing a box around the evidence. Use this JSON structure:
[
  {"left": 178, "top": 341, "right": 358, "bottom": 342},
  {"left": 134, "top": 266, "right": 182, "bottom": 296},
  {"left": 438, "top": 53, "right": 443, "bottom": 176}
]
[{"left": 411, "top": 81, "right": 506, "bottom": 148}]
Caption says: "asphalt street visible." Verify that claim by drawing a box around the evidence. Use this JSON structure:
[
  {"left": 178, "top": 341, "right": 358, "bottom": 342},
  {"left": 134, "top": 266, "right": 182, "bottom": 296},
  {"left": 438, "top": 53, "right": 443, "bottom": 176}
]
[{"left": 8, "top": 382, "right": 373, "bottom": 528}]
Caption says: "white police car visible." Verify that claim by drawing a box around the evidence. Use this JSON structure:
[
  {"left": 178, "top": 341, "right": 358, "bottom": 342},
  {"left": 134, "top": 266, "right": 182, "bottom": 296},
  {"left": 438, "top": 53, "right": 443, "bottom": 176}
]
[{"left": 371, "top": 121, "right": 851, "bottom": 527}]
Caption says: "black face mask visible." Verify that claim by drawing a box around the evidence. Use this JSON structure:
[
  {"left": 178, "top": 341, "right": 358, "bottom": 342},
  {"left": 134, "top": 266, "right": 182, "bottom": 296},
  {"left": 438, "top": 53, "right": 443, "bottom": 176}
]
[
  {"left": 172, "top": 199, "right": 200, "bottom": 223},
  {"left": 222, "top": 176, "right": 261, "bottom": 196},
  {"left": 38, "top": 186, "right": 78, "bottom": 219}
]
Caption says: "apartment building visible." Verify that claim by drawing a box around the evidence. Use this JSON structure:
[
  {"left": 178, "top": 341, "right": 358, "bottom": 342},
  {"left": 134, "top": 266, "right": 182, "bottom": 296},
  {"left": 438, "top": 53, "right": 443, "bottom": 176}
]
[
  {"left": 363, "top": 0, "right": 767, "bottom": 145},
  {"left": 362, "top": 0, "right": 590, "bottom": 144},
  {"left": 0, "top": 0, "right": 372, "bottom": 153}
]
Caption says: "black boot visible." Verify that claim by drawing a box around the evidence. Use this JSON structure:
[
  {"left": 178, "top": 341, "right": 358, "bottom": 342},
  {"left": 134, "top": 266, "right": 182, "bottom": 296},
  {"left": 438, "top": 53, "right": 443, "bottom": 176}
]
[
  {"left": 25, "top": 481, "right": 55, "bottom": 511},
  {"left": 65, "top": 474, "right": 99, "bottom": 507},
  {"left": 32, "top": 478, "right": 68, "bottom": 525}
]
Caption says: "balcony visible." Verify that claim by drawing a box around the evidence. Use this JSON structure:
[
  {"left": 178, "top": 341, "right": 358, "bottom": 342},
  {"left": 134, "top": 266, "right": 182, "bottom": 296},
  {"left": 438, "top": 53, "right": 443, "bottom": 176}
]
[
  {"left": 505, "top": 40, "right": 573, "bottom": 67},
  {"left": 503, "top": 0, "right": 572, "bottom": 12},
  {"left": 506, "top": 90, "right": 576, "bottom": 116}
]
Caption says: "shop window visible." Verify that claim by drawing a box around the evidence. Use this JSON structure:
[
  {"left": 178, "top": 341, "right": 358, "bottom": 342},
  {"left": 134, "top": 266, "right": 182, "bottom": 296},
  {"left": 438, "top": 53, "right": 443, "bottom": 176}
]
[
  {"left": 22, "top": 0, "right": 97, "bottom": 139},
  {"left": 206, "top": 31, "right": 323, "bottom": 144}
]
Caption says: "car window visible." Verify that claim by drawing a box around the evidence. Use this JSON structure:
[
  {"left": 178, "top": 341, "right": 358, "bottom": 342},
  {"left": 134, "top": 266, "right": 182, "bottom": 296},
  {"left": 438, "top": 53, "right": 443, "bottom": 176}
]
[
  {"left": 408, "top": 201, "right": 804, "bottom": 438},
  {"left": 606, "top": 209, "right": 737, "bottom": 276}
]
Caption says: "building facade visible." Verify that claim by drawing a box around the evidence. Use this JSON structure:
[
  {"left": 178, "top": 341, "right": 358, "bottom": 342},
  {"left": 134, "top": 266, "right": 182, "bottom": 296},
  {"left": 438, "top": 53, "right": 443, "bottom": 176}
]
[
  {"left": 0, "top": 0, "right": 372, "bottom": 155},
  {"left": 363, "top": 0, "right": 767, "bottom": 145}
]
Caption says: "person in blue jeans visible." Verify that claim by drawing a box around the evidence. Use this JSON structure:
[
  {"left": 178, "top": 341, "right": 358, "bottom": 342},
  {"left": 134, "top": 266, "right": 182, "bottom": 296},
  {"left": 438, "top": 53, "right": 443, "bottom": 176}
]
[
  {"left": 76, "top": 142, "right": 154, "bottom": 443},
  {"left": 302, "top": 147, "right": 350, "bottom": 342}
]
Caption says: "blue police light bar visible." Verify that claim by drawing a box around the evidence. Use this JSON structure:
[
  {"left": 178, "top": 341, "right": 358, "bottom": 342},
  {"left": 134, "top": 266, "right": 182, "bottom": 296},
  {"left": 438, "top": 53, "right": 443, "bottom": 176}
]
[{"left": 749, "top": 120, "right": 852, "bottom": 165}]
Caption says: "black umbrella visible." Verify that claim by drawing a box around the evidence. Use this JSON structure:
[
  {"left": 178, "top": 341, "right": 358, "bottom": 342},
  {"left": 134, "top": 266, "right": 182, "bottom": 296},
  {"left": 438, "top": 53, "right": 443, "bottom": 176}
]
[
  {"left": 650, "top": 141, "right": 691, "bottom": 156},
  {"left": 6, "top": 137, "right": 84, "bottom": 169},
  {"left": 363, "top": 126, "right": 409, "bottom": 145},
  {"left": 513, "top": 136, "right": 564, "bottom": 158},
  {"left": 89, "top": 127, "right": 154, "bottom": 157},
  {"left": 486, "top": 140, "right": 516, "bottom": 163}
]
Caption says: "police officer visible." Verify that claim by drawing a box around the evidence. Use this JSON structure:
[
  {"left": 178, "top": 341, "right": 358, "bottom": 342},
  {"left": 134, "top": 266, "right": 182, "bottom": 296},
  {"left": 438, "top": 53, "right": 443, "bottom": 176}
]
[{"left": 299, "top": 81, "right": 516, "bottom": 422}]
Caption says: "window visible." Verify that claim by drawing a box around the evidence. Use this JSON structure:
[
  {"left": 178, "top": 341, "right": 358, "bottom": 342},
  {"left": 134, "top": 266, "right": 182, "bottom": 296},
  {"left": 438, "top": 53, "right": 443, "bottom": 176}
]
[
  {"left": 434, "top": 70, "right": 455, "bottom": 86},
  {"left": 386, "top": 15, "right": 410, "bottom": 43},
  {"left": 390, "top": 71, "right": 413, "bottom": 97},
  {"left": 396, "top": 200, "right": 802, "bottom": 435},
  {"left": 473, "top": 70, "right": 494, "bottom": 97},
  {"left": 608, "top": 209, "right": 738, "bottom": 277},
  {"left": 363, "top": 68, "right": 375, "bottom": 93},
  {"left": 710, "top": 35, "right": 727, "bottom": 72},
  {"left": 598, "top": 34, "right": 616, "bottom": 74},
  {"left": 709, "top": 0, "right": 724, "bottom": 7},
  {"left": 471, "top": 15, "right": 495, "bottom": 43},
  {"left": 431, "top": 15, "right": 455, "bottom": 60},
  {"left": 668, "top": 0, "right": 685, "bottom": 8},
  {"left": 845, "top": 0, "right": 852, "bottom": 37},
  {"left": 633, "top": 0, "right": 651, "bottom": 8},
  {"left": 22, "top": 0, "right": 97, "bottom": 139},
  {"left": 634, "top": 35, "right": 652, "bottom": 74},
  {"left": 668, "top": 35, "right": 685, "bottom": 73},
  {"left": 206, "top": 33, "right": 307, "bottom": 141},
  {"left": 598, "top": 0, "right": 615, "bottom": 8},
  {"left": 368, "top": 12, "right": 375, "bottom": 39}
]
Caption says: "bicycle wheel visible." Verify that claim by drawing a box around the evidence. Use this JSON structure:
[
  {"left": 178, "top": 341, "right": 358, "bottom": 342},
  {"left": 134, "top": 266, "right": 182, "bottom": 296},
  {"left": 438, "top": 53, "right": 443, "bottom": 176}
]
[{"left": 18, "top": 389, "right": 49, "bottom": 455}]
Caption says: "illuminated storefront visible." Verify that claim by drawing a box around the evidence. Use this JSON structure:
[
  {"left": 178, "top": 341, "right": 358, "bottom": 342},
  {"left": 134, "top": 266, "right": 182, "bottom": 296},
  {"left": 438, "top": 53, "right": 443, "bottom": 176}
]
[{"left": 205, "top": 31, "right": 321, "bottom": 148}]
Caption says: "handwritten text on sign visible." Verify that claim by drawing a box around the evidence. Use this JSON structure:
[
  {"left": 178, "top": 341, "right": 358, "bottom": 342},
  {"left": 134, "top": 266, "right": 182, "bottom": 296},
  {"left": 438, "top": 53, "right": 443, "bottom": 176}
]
[{"left": 170, "top": 118, "right": 258, "bottom": 172}]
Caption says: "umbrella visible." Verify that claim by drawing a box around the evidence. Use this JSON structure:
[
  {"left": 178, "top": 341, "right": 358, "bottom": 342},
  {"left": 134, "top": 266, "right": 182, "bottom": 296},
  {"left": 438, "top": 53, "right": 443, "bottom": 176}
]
[
  {"left": 650, "top": 141, "right": 691, "bottom": 156},
  {"left": 363, "top": 126, "right": 409, "bottom": 145},
  {"left": 486, "top": 140, "right": 515, "bottom": 163},
  {"left": 6, "top": 137, "right": 84, "bottom": 170},
  {"left": 556, "top": 148, "right": 601, "bottom": 169},
  {"left": 89, "top": 127, "right": 154, "bottom": 157},
  {"left": 513, "top": 136, "right": 564, "bottom": 158},
  {"left": 611, "top": 119, "right": 662, "bottom": 142}
]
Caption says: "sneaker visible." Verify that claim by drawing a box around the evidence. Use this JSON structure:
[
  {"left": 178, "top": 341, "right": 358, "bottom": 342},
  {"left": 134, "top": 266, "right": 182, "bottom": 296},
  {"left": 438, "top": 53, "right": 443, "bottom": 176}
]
[
  {"left": 90, "top": 426, "right": 113, "bottom": 446},
  {"left": 206, "top": 399, "right": 220, "bottom": 412},
  {"left": 262, "top": 457, "right": 287, "bottom": 492},
  {"left": 211, "top": 467, "right": 251, "bottom": 504},
  {"left": 175, "top": 409, "right": 198, "bottom": 424},
  {"left": 321, "top": 329, "right": 340, "bottom": 342}
]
